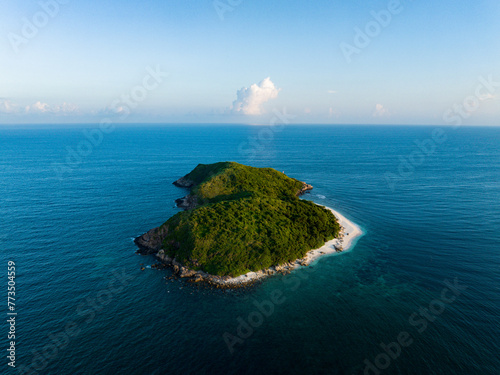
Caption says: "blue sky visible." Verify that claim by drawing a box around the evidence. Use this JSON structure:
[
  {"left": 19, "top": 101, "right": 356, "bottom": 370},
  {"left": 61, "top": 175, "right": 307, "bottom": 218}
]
[{"left": 1, "top": 0, "right": 499, "bottom": 125}]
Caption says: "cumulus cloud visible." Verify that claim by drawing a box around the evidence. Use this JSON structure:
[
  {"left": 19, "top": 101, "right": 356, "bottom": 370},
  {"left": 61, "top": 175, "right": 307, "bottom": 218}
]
[
  {"left": 26, "top": 101, "right": 50, "bottom": 113},
  {"left": 0, "top": 99, "right": 79, "bottom": 117},
  {"left": 0, "top": 99, "right": 19, "bottom": 113},
  {"left": 232, "top": 77, "right": 281, "bottom": 115},
  {"left": 373, "top": 104, "right": 390, "bottom": 117},
  {"left": 25, "top": 101, "right": 78, "bottom": 114}
]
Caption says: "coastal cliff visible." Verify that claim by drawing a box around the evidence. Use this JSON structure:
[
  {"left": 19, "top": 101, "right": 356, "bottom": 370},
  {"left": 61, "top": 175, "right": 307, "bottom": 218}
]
[{"left": 134, "top": 162, "right": 339, "bottom": 287}]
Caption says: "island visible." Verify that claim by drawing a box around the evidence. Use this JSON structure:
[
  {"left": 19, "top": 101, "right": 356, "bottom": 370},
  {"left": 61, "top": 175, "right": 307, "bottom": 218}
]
[{"left": 134, "top": 162, "right": 362, "bottom": 287}]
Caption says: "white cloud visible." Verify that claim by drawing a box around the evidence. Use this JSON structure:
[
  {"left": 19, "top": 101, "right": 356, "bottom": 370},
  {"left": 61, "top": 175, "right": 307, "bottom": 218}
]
[
  {"left": 327, "top": 90, "right": 337, "bottom": 94},
  {"left": 479, "top": 93, "right": 497, "bottom": 101},
  {"left": 99, "top": 104, "right": 130, "bottom": 117},
  {"left": 0, "top": 99, "right": 19, "bottom": 113},
  {"left": 373, "top": 104, "right": 390, "bottom": 117},
  {"left": 25, "top": 101, "right": 78, "bottom": 114},
  {"left": 232, "top": 77, "right": 281, "bottom": 115},
  {"left": 26, "top": 101, "right": 51, "bottom": 113},
  {"left": 54, "top": 102, "right": 79, "bottom": 113},
  {"left": 0, "top": 100, "right": 77, "bottom": 115}
]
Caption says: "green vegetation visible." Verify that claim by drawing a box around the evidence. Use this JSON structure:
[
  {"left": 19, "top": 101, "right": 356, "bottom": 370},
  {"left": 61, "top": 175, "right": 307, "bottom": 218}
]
[
  {"left": 182, "top": 161, "right": 304, "bottom": 204},
  {"left": 162, "top": 162, "right": 339, "bottom": 277}
]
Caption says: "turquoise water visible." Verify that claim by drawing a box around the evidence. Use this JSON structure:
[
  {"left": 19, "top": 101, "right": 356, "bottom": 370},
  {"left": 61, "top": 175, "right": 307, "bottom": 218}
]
[{"left": 1, "top": 125, "right": 499, "bottom": 374}]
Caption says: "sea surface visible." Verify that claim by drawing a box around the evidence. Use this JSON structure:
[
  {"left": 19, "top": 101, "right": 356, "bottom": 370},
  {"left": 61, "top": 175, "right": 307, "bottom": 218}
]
[{"left": 1, "top": 124, "right": 499, "bottom": 375}]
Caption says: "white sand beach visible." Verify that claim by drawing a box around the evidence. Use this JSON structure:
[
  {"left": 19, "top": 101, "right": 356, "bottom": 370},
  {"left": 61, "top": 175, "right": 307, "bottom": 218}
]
[
  {"left": 301, "top": 205, "right": 363, "bottom": 265},
  {"left": 222, "top": 205, "right": 363, "bottom": 286}
]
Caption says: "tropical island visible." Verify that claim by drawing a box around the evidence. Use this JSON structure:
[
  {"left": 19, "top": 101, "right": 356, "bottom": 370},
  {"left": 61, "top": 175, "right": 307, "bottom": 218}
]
[{"left": 135, "top": 162, "right": 362, "bottom": 286}]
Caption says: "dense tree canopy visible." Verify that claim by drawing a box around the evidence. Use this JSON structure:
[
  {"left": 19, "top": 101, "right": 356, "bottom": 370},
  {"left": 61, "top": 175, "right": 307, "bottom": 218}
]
[{"left": 161, "top": 162, "right": 339, "bottom": 277}]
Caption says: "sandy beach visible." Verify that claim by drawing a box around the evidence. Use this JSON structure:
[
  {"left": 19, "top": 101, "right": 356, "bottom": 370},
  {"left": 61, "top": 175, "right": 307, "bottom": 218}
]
[
  {"left": 222, "top": 205, "right": 364, "bottom": 285},
  {"left": 302, "top": 205, "right": 363, "bottom": 264}
]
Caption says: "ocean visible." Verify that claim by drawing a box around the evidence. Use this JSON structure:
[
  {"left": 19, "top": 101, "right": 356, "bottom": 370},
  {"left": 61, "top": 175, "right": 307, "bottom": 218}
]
[{"left": 1, "top": 124, "right": 499, "bottom": 374}]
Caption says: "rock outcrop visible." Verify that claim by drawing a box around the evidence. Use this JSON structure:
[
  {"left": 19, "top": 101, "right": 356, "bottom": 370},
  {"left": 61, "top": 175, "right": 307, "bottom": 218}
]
[
  {"left": 297, "top": 183, "right": 313, "bottom": 196},
  {"left": 174, "top": 194, "right": 198, "bottom": 210},
  {"left": 134, "top": 226, "right": 170, "bottom": 254},
  {"left": 173, "top": 176, "right": 195, "bottom": 188},
  {"left": 179, "top": 268, "right": 196, "bottom": 278}
]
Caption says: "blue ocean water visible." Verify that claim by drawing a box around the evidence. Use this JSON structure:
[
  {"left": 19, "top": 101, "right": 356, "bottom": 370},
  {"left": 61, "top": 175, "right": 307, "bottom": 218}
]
[{"left": 1, "top": 124, "right": 499, "bottom": 375}]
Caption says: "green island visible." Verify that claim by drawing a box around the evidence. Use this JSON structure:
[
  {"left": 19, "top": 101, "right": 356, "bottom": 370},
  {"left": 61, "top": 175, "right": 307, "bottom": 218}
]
[{"left": 135, "top": 162, "right": 340, "bottom": 284}]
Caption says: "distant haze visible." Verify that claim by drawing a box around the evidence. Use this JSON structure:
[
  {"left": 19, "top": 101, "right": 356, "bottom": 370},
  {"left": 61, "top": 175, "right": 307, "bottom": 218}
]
[{"left": 1, "top": 0, "right": 499, "bottom": 125}]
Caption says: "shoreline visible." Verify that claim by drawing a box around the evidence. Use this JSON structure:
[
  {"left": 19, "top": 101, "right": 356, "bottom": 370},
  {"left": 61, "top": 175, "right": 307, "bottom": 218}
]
[
  {"left": 304, "top": 205, "right": 364, "bottom": 264},
  {"left": 209, "top": 205, "right": 364, "bottom": 286},
  {"left": 143, "top": 203, "right": 364, "bottom": 288}
]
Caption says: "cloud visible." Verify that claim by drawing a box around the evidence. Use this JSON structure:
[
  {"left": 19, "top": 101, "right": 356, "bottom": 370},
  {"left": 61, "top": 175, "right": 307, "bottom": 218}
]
[
  {"left": 98, "top": 103, "right": 131, "bottom": 118},
  {"left": 479, "top": 93, "right": 497, "bottom": 101},
  {"left": 0, "top": 100, "right": 77, "bottom": 115},
  {"left": 373, "top": 104, "right": 390, "bottom": 117},
  {"left": 327, "top": 90, "right": 337, "bottom": 94},
  {"left": 0, "top": 99, "right": 19, "bottom": 113},
  {"left": 25, "top": 101, "right": 78, "bottom": 114},
  {"left": 26, "top": 101, "right": 51, "bottom": 113},
  {"left": 232, "top": 77, "right": 281, "bottom": 115},
  {"left": 54, "top": 102, "right": 79, "bottom": 113}
]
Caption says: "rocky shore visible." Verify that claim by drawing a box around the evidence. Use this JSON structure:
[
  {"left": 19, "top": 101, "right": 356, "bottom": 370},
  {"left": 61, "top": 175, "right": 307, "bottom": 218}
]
[
  {"left": 296, "top": 182, "right": 313, "bottom": 196},
  {"left": 136, "top": 247, "right": 313, "bottom": 288},
  {"left": 135, "top": 164, "right": 361, "bottom": 288},
  {"left": 172, "top": 176, "right": 198, "bottom": 209},
  {"left": 134, "top": 203, "right": 362, "bottom": 288}
]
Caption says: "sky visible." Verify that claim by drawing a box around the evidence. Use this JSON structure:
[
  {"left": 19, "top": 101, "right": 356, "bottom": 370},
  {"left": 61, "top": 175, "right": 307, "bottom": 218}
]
[{"left": 0, "top": 0, "right": 499, "bottom": 125}]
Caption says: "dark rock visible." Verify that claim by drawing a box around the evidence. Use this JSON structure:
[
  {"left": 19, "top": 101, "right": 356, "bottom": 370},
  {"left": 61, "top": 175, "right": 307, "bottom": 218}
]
[
  {"left": 156, "top": 250, "right": 173, "bottom": 264},
  {"left": 175, "top": 195, "right": 198, "bottom": 210},
  {"left": 173, "top": 176, "right": 195, "bottom": 188},
  {"left": 134, "top": 226, "right": 169, "bottom": 254}
]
